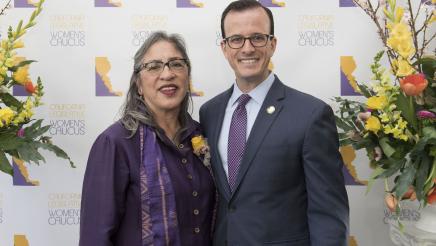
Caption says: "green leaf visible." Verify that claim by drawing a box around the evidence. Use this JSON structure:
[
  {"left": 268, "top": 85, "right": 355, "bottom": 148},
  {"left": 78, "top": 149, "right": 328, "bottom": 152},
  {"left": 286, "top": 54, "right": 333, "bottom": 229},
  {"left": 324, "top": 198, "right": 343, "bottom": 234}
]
[
  {"left": 9, "top": 60, "right": 36, "bottom": 72},
  {"left": 379, "top": 137, "right": 396, "bottom": 158},
  {"left": 394, "top": 164, "right": 417, "bottom": 199},
  {"left": 16, "top": 144, "right": 45, "bottom": 165},
  {"left": 356, "top": 83, "right": 372, "bottom": 97},
  {"left": 0, "top": 151, "right": 13, "bottom": 176},
  {"left": 0, "top": 133, "right": 25, "bottom": 150},
  {"left": 38, "top": 142, "right": 75, "bottom": 168},
  {"left": 395, "top": 93, "right": 418, "bottom": 132},
  {"left": 24, "top": 119, "right": 50, "bottom": 139},
  {"left": 339, "top": 138, "right": 354, "bottom": 146},
  {"left": 423, "top": 127, "right": 436, "bottom": 139},
  {"left": 335, "top": 116, "right": 354, "bottom": 131},
  {"left": 415, "top": 57, "right": 436, "bottom": 80},
  {"left": 366, "top": 166, "right": 385, "bottom": 194},
  {"left": 415, "top": 155, "right": 431, "bottom": 202},
  {"left": 352, "top": 137, "right": 375, "bottom": 150},
  {"left": 375, "top": 158, "right": 405, "bottom": 178},
  {"left": 0, "top": 92, "right": 22, "bottom": 109}
]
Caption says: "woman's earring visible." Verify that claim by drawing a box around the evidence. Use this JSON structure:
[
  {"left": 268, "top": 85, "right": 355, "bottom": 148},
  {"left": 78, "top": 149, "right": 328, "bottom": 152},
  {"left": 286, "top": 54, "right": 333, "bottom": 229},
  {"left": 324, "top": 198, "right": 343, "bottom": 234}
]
[{"left": 138, "top": 87, "right": 143, "bottom": 95}]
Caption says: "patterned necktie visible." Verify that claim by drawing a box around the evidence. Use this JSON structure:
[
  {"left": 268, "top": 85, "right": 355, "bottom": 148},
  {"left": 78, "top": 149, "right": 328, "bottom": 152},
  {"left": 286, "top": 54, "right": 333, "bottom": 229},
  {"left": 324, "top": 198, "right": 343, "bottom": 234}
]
[{"left": 227, "top": 94, "right": 251, "bottom": 192}]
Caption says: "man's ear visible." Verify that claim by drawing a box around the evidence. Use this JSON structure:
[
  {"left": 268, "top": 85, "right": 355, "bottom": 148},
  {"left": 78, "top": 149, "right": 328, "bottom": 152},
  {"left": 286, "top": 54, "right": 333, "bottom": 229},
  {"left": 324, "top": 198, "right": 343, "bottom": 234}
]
[
  {"left": 220, "top": 40, "right": 226, "bottom": 52},
  {"left": 270, "top": 37, "right": 277, "bottom": 52}
]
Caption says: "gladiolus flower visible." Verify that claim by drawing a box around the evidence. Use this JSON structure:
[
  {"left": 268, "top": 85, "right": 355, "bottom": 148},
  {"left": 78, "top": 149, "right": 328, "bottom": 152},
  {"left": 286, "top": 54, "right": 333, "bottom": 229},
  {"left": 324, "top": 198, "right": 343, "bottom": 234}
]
[
  {"left": 366, "top": 96, "right": 387, "bottom": 110},
  {"left": 417, "top": 110, "right": 436, "bottom": 119},
  {"left": 12, "top": 66, "right": 30, "bottom": 85},
  {"left": 365, "top": 116, "right": 381, "bottom": 133},
  {"left": 24, "top": 81, "right": 36, "bottom": 94},
  {"left": 400, "top": 73, "right": 428, "bottom": 96},
  {"left": 396, "top": 40, "right": 415, "bottom": 58},
  {"left": 12, "top": 40, "right": 24, "bottom": 49},
  {"left": 394, "top": 7, "right": 404, "bottom": 23},
  {"left": 394, "top": 59, "right": 415, "bottom": 77},
  {"left": 390, "top": 23, "right": 411, "bottom": 40}
]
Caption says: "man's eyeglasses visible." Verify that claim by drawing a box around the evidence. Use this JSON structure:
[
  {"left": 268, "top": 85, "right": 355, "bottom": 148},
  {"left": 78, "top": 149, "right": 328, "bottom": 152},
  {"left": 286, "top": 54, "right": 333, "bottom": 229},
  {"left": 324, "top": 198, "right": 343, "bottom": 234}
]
[
  {"left": 223, "top": 34, "right": 274, "bottom": 49},
  {"left": 135, "top": 58, "right": 189, "bottom": 74}
]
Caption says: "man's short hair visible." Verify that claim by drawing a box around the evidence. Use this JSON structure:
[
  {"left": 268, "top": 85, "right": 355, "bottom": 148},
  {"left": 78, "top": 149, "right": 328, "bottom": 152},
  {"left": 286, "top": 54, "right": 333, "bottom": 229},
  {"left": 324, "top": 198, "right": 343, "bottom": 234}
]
[{"left": 221, "top": 0, "right": 274, "bottom": 38}]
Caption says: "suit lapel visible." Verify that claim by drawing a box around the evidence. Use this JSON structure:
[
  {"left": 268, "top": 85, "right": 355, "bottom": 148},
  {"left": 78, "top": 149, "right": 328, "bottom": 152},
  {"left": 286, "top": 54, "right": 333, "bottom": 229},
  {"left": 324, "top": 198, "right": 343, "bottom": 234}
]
[
  {"left": 211, "top": 87, "right": 233, "bottom": 200},
  {"left": 230, "top": 78, "right": 286, "bottom": 199}
]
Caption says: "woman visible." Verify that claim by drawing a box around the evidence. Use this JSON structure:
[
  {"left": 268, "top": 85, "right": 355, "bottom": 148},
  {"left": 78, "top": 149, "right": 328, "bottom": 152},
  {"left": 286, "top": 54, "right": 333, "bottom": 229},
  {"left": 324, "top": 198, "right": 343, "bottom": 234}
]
[{"left": 79, "top": 31, "right": 216, "bottom": 246}]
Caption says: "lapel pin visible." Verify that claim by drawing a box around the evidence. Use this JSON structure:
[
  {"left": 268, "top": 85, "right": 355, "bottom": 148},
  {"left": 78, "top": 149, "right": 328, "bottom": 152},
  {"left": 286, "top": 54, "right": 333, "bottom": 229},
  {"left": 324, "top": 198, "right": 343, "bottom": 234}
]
[{"left": 266, "top": 106, "right": 275, "bottom": 114}]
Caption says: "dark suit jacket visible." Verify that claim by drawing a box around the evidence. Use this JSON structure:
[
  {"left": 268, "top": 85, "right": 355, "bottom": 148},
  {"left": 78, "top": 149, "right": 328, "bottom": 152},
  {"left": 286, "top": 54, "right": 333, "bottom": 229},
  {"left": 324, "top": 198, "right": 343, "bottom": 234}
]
[{"left": 199, "top": 76, "right": 349, "bottom": 246}]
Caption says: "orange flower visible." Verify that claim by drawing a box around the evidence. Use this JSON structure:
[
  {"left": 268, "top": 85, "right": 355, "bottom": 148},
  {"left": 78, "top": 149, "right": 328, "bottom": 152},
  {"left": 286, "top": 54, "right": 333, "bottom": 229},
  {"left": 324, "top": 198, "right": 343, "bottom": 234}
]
[
  {"left": 24, "top": 81, "right": 36, "bottom": 94},
  {"left": 385, "top": 193, "right": 398, "bottom": 212},
  {"left": 399, "top": 73, "right": 428, "bottom": 96},
  {"left": 428, "top": 189, "right": 436, "bottom": 205}
]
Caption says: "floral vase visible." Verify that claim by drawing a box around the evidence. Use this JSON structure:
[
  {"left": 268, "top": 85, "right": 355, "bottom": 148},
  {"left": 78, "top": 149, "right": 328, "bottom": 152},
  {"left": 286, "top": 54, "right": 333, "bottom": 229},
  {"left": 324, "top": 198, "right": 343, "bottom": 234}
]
[{"left": 415, "top": 204, "right": 436, "bottom": 233}]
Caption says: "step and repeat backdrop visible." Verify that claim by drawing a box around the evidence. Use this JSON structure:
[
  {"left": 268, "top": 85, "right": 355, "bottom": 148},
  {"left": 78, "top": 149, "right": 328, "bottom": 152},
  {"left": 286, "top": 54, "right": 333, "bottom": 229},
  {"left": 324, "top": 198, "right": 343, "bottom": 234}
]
[{"left": 0, "top": 0, "right": 421, "bottom": 245}]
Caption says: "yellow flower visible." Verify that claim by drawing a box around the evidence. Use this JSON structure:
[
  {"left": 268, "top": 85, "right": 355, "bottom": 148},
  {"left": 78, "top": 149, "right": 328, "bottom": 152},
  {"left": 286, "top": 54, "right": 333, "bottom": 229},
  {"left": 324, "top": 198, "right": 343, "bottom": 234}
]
[
  {"left": 390, "top": 23, "right": 412, "bottom": 40},
  {"left": 1, "top": 40, "right": 8, "bottom": 50},
  {"left": 397, "top": 118, "right": 407, "bottom": 130},
  {"left": 0, "top": 66, "right": 7, "bottom": 76},
  {"left": 365, "top": 116, "right": 381, "bottom": 133},
  {"left": 191, "top": 135, "right": 206, "bottom": 154},
  {"left": 396, "top": 39, "right": 415, "bottom": 58},
  {"left": 12, "top": 66, "right": 29, "bottom": 84},
  {"left": 393, "top": 58, "right": 415, "bottom": 77},
  {"left": 12, "top": 40, "right": 24, "bottom": 49},
  {"left": 5, "top": 58, "right": 15, "bottom": 68},
  {"left": 395, "top": 7, "right": 404, "bottom": 23},
  {"left": 366, "top": 96, "right": 387, "bottom": 110},
  {"left": 379, "top": 113, "right": 390, "bottom": 123},
  {"left": 429, "top": 10, "right": 436, "bottom": 24},
  {"left": 0, "top": 107, "right": 15, "bottom": 127}
]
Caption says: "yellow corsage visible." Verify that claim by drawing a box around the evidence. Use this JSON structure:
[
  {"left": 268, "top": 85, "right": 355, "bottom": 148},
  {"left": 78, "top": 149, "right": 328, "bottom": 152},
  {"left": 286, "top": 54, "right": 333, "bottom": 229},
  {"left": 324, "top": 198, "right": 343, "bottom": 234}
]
[{"left": 191, "top": 135, "right": 211, "bottom": 167}]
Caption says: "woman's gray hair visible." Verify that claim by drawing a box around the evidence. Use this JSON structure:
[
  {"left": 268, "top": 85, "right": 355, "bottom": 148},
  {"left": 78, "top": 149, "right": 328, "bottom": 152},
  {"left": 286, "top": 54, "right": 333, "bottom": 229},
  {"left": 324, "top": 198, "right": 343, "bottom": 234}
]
[{"left": 120, "top": 31, "right": 192, "bottom": 137}]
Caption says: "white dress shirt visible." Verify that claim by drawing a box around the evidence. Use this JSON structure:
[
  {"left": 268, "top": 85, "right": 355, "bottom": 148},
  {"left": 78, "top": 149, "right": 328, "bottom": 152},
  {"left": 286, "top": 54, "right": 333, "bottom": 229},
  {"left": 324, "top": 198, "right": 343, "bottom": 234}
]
[{"left": 218, "top": 72, "right": 275, "bottom": 176}]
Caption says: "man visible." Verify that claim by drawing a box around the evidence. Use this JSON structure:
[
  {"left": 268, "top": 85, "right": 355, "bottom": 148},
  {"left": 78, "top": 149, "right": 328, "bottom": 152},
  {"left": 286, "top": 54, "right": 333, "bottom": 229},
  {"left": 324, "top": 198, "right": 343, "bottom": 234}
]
[{"left": 199, "top": 1, "right": 349, "bottom": 245}]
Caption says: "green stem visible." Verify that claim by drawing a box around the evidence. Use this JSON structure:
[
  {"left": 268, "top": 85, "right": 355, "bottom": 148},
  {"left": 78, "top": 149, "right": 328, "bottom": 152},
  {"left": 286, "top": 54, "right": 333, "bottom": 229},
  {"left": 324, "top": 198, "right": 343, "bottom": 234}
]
[
  {"left": 385, "top": 178, "right": 390, "bottom": 192},
  {"left": 424, "top": 158, "right": 436, "bottom": 185}
]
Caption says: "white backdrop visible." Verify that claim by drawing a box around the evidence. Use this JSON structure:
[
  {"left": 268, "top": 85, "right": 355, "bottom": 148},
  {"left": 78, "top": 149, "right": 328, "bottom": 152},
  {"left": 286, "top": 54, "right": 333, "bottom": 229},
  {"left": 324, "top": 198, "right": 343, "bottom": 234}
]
[{"left": 0, "top": 0, "right": 419, "bottom": 245}]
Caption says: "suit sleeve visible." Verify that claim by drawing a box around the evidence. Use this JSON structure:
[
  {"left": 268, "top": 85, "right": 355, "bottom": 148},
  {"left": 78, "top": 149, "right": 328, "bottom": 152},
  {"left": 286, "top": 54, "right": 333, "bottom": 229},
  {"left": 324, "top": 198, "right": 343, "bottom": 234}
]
[
  {"left": 302, "top": 104, "right": 349, "bottom": 246},
  {"left": 79, "top": 133, "right": 129, "bottom": 246}
]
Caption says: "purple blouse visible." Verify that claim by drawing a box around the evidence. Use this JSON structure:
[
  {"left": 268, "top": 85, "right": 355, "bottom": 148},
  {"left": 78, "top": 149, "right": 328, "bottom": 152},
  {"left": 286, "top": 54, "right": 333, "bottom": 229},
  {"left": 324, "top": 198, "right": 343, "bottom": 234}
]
[{"left": 79, "top": 120, "right": 215, "bottom": 246}]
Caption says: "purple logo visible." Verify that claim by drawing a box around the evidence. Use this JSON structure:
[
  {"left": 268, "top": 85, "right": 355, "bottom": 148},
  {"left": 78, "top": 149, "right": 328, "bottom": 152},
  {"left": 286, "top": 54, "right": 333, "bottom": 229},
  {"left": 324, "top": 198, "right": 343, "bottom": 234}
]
[
  {"left": 95, "top": 57, "right": 123, "bottom": 97},
  {"left": 189, "top": 79, "right": 203, "bottom": 97},
  {"left": 176, "top": 0, "right": 203, "bottom": 8},
  {"left": 14, "top": 0, "right": 37, "bottom": 8},
  {"left": 340, "top": 56, "right": 361, "bottom": 96},
  {"left": 339, "top": 0, "right": 356, "bottom": 7},
  {"left": 258, "top": 0, "right": 285, "bottom": 7},
  {"left": 12, "top": 85, "right": 30, "bottom": 96},
  {"left": 94, "top": 0, "right": 121, "bottom": 7},
  {"left": 13, "top": 158, "right": 39, "bottom": 186}
]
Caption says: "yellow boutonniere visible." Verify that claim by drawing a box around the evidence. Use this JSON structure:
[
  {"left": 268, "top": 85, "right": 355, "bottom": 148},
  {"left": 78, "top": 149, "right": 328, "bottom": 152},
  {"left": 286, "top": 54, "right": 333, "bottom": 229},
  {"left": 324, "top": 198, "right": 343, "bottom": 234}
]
[{"left": 191, "top": 135, "right": 211, "bottom": 167}]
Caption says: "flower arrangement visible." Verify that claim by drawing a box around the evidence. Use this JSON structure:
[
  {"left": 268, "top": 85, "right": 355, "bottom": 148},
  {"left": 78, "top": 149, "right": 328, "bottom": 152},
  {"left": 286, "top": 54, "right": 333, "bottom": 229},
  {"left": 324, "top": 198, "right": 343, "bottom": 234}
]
[
  {"left": 0, "top": 0, "right": 73, "bottom": 177},
  {"left": 191, "top": 135, "right": 210, "bottom": 167},
  {"left": 334, "top": 0, "right": 435, "bottom": 214}
]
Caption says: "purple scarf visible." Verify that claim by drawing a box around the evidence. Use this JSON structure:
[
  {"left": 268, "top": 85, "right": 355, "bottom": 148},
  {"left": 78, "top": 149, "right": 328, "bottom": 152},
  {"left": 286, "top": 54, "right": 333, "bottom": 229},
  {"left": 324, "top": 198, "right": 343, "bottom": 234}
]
[{"left": 140, "top": 126, "right": 181, "bottom": 246}]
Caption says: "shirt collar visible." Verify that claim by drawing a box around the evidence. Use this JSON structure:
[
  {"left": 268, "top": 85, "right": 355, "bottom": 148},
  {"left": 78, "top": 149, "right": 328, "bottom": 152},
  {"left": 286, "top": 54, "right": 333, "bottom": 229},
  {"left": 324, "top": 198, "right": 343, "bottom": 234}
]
[{"left": 229, "top": 72, "right": 275, "bottom": 107}]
